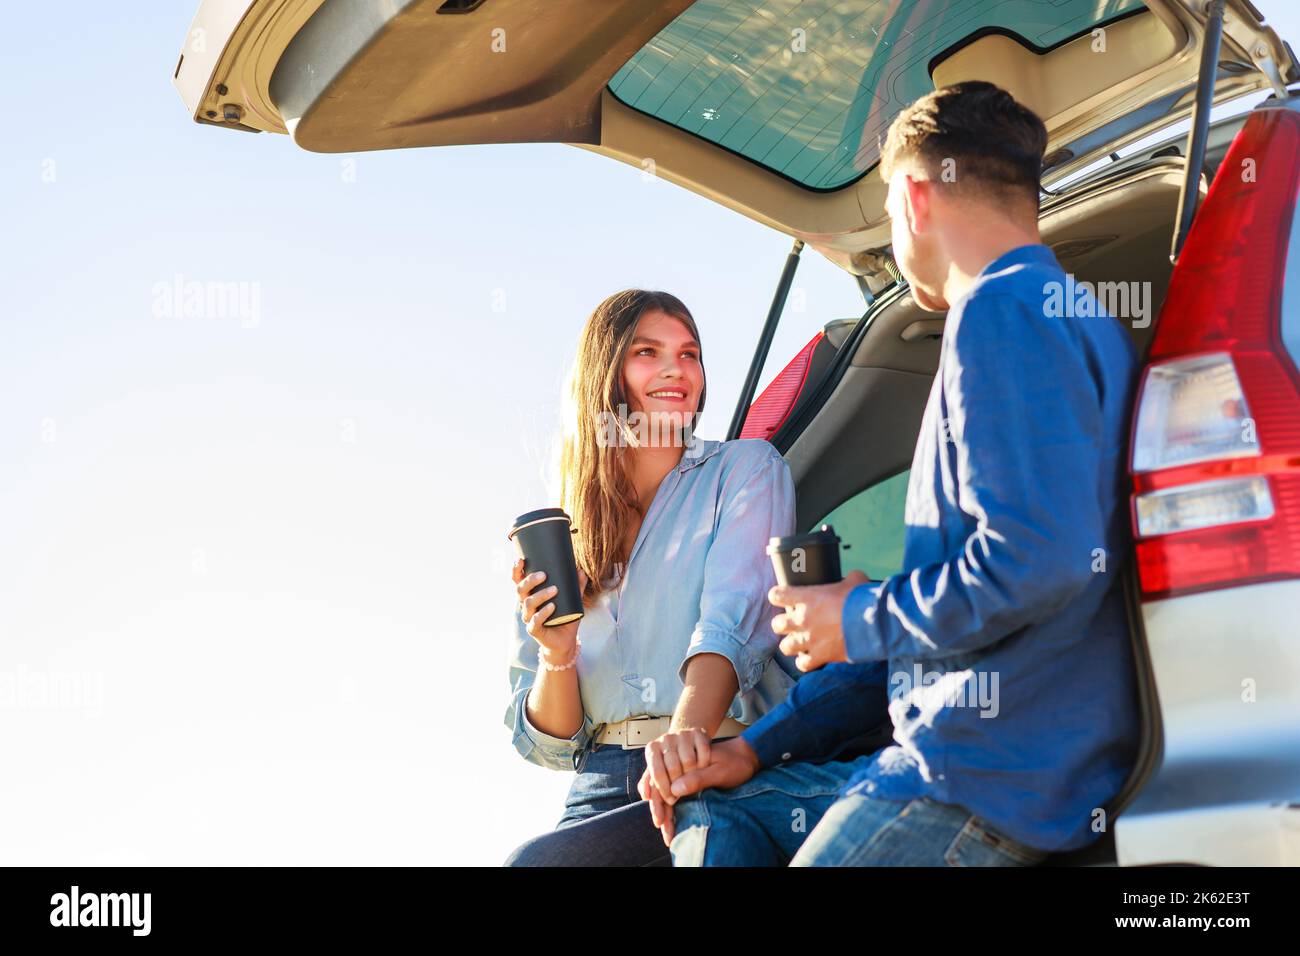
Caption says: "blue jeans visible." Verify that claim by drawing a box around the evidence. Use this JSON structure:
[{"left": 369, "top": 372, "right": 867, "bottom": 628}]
[
  {"left": 504, "top": 744, "right": 671, "bottom": 867},
  {"left": 670, "top": 756, "right": 1049, "bottom": 867}
]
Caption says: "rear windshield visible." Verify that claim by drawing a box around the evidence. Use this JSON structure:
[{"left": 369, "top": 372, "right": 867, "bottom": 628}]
[{"left": 608, "top": 0, "right": 1145, "bottom": 191}]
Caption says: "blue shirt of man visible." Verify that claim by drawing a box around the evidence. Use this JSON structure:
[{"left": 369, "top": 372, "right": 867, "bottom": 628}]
[{"left": 744, "top": 243, "right": 1141, "bottom": 851}]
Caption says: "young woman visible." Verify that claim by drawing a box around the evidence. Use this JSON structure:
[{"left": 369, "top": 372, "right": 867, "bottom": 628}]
[{"left": 503, "top": 289, "right": 798, "bottom": 866}]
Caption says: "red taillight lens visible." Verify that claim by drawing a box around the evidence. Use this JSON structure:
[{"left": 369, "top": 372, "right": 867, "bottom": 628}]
[
  {"left": 739, "top": 332, "right": 823, "bottom": 441},
  {"left": 1132, "top": 108, "right": 1300, "bottom": 599}
]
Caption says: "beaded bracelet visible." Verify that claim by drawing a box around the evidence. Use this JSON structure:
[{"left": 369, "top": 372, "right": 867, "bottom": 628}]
[{"left": 540, "top": 638, "right": 581, "bottom": 672}]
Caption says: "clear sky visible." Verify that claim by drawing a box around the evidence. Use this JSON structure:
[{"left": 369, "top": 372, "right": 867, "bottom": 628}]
[{"left": 2, "top": 3, "right": 1297, "bottom": 865}]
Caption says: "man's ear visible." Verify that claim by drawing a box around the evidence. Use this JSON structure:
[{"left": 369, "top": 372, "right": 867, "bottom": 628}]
[{"left": 902, "top": 173, "right": 931, "bottom": 235}]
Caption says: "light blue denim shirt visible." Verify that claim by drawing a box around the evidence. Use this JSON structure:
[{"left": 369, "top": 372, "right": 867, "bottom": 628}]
[{"left": 505, "top": 436, "right": 799, "bottom": 771}]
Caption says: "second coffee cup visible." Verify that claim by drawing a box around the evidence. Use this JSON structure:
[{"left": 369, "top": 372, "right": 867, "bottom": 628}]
[{"left": 767, "top": 524, "right": 846, "bottom": 587}]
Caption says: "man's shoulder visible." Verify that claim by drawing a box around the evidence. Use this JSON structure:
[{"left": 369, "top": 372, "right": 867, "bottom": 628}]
[
  {"left": 947, "top": 257, "right": 1139, "bottom": 387},
  {"left": 975, "top": 257, "right": 1140, "bottom": 368},
  {"left": 964, "top": 253, "right": 1065, "bottom": 317},
  {"left": 953, "top": 254, "right": 1131, "bottom": 345},
  {"left": 945, "top": 271, "right": 1056, "bottom": 351}
]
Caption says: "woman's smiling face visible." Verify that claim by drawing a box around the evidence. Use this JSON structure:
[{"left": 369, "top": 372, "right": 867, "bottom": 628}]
[{"left": 621, "top": 309, "right": 704, "bottom": 423}]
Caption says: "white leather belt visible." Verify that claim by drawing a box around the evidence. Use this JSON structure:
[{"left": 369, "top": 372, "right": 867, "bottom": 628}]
[{"left": 595, "top": 716, "right": 748, "bottom": 749}]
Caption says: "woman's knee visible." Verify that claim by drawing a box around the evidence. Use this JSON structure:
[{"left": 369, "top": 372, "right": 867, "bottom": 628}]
[
  {"left": 504, "top": 833, "right": 554, "bottom": 867},
  {"left": 503, "top": 816, "right": 606, "bottom": 866}
]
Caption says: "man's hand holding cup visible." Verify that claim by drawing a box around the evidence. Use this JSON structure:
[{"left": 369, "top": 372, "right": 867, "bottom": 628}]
[{"left": 769, "top": 569, "right": 872, "bottom": 672}]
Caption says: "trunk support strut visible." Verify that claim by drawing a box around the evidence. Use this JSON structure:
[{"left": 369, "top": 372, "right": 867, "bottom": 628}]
[
  {"left": 727, "top": 238, "right": 804, "bottom": 441},
  {"left": 1171, "top": 0, "right": 1226, "bottom": 264}
]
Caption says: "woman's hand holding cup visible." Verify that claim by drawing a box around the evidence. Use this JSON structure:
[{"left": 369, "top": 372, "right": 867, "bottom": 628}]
[{"left": 513, "top": 557, "right": 588, "bottom": 660}]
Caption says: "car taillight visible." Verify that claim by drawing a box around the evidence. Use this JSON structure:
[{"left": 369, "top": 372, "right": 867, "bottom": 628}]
[
  {"left": 739, "top": 332, "right": 822, "bottom": 441},
  {"left": 1131, "top": 107, "right": 1300, "bottom": 599},
  {"left": 1135, "top": 476, "right": 1274, "bottom": 537},
  {"left": 1131, "top": 353, "right": 1260, "bottom": 472}
]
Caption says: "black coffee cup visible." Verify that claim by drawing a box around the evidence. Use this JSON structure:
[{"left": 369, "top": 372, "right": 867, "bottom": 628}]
[
  {"left": 508, "top": 507, "right": 585, "bottom": 627},
  {"left": 767, "top": 524, "right": 846, "bottom": 587}
]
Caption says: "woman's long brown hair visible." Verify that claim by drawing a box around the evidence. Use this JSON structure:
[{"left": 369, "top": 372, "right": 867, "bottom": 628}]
[{"left": 558, "top": 290, "right": 707, "bottom": 608}]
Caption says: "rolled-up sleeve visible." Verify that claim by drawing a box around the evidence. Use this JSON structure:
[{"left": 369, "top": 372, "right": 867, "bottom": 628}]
[
  {"left": 504, "top": 613, "right": 593, "bottom": 772},
  {"left": 678, "top": 442, "right": 797, "bottom": 695}
]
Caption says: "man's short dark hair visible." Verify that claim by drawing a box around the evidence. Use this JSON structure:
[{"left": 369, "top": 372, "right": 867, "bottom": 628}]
[{"left": 879, "top": 80, "right": 1048, "bottom": 209}]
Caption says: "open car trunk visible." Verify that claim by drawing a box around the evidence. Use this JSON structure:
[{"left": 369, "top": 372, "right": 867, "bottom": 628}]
[{"left": 175, "top": 0, "right": 1295, "bottom": 290}]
